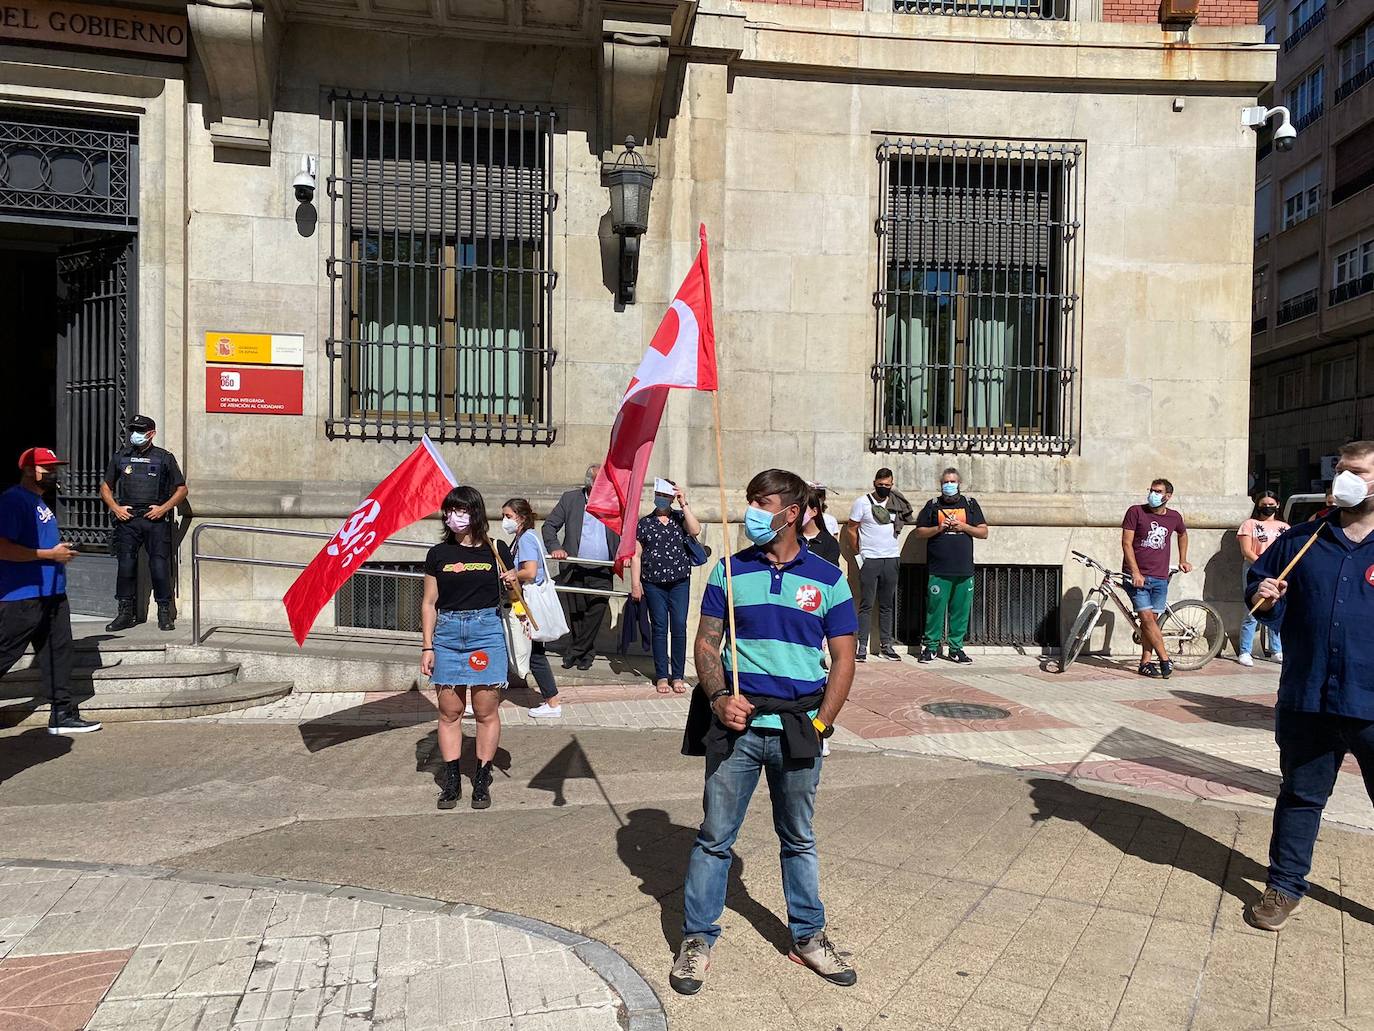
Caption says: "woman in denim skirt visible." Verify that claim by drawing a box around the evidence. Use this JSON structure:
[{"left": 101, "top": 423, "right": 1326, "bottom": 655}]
[{"left": 421, "top": 485, "right": 513, "bottom": 811}]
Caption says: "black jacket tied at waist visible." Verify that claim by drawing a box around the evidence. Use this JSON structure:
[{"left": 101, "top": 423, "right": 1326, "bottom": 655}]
[{"left": 682, "top": 688, "right": 826, "bottom": 762}]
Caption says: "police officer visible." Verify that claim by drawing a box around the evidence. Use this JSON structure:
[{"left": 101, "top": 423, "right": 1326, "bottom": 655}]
[{"left": 100, "top": 415, "right": 187, "bottom": 632}]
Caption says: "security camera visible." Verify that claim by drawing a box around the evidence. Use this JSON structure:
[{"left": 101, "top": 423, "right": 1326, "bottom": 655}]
[
  {"left": 292, "top": 155, "right": 317, "bottom": 204},
  {"left": 1242, "top": 105, "right": 1297, "bottom": 152}
]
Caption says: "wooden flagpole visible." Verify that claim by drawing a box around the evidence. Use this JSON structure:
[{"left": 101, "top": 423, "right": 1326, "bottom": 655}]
[
  {"left": 711, "top": 389, "right": 742, "bottom": 698},
  {"left": 1248, "top": 522, "right": 1323, "bottom": 615}
]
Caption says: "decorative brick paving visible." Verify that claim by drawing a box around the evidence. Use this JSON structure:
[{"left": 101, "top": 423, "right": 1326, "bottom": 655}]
[{"left": 0, "top": 948, "right": 133, "bottom": 1030}]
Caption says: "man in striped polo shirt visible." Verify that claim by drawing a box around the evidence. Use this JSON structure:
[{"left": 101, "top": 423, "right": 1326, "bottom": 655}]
[{"left": 670, "top": 468, "right": 858, "bottom": 996}]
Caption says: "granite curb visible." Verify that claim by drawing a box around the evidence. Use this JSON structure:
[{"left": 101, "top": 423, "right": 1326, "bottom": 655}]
[{"left": 0, "top": 856, "right": 667, "bottom": 1031}]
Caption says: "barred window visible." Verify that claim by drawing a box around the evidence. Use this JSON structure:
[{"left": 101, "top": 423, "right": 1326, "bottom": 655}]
[
  {"left": 326, "top": 92, "right": 558, "bottom": 444},
  {"left": 894, "top": 0, "right": 1069, "bottom": 18},
  {"left": 872, "top": 137, "right": 1082, "bottom": 455}
]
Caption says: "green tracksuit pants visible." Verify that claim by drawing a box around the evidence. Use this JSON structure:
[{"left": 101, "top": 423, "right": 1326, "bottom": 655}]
[{"left": 923, "top": 574, "right": 974, "bottom": 651}]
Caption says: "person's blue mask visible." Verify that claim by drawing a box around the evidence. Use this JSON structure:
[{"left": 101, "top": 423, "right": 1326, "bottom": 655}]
[
  {"left": 130, "top": 431, "right": 149, "bottom": 448},
  {"left": 941, "top": 482, "right": 959, "bottom": 498},
  {"left": 1147, "top": 490, "right": 1165, "bottom": 508},
  {"left": 744, "top": 506, "right": 782, "bottom": 546},
  {"left": 653, "top": 495, "right": 673, "bottom": 511}
]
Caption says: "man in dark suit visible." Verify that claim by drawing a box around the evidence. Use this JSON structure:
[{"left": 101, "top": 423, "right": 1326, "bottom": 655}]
[{"left": 543, "top": 464, "right": 620, "bottom": 670}]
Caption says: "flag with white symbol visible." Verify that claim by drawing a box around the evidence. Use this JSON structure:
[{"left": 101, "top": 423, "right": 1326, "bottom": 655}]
[{"left": 586, "top": 225, "right": 718, "bottom": 574}]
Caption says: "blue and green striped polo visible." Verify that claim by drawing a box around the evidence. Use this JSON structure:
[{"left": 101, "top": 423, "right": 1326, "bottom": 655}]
[{"left": 700, "top": 542, "right": 857, "bottom": 727}]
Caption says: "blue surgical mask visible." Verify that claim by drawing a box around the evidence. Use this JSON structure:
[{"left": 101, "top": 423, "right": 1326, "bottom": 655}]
[
  {"left": 653, "top": 495, "right": 673, "bottom": 511},
  {"left": 941, "top": 482, "right": 959, "bottom": 498},
  {"left": 1147, "top": 490, "right": 1165, "bottom": 508},
  {"left": 130, "top": 432, "right": 149, "bottom": 448},
  {"left": 744, "top": 506, "right": 782, "bottom": 546}
]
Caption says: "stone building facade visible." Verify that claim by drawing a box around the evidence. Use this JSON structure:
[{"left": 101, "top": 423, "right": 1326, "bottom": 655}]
[{"left": 0, "top": 0, "right": 1271, "bottom": 652}]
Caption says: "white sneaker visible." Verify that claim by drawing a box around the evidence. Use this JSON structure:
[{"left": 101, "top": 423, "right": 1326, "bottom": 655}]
[
  {"left": 1237, "top": 653, "right": 1254, "bottom": 667},
  {"left": 1272, "top": 652, "right": 1284, "bottom": 663},
  {"left": 529, "top": 703, "right": 562, "bottom": 718},
  {"left": 821, "top": 738, "right": 831, "bottom": 757}
]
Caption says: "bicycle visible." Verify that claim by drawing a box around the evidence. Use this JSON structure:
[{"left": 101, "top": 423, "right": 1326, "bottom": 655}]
[{"left": 1061, "top": 551, "right": 1225, "bottom": 671}]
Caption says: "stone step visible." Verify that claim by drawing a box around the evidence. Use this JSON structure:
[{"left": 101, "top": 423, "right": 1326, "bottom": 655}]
[
  {"left": 7, "top": 638, "right": 168, "bottom": 673},
  {"left": 0, "top": 661, "right": 241, "bottom": 698},
  {"left": 0, "top": 681, "right": 293, "bottom": 726}
]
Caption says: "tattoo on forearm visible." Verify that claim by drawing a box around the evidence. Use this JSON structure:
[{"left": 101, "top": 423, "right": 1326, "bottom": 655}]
[{"left": 695, "top": 615, "right": 725, "bottom": 694}]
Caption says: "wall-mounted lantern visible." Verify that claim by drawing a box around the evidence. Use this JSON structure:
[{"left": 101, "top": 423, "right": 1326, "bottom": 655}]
[{"left": 606, "top": 136, "right": 654, "bottom": 305}]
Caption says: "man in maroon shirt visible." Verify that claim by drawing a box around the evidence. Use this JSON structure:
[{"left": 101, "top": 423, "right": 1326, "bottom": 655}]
[{"left": 1121, "top": 477, "right": 1191, "bottom": 678}]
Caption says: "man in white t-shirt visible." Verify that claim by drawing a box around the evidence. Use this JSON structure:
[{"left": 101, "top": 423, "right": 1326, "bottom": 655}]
[{"left": 845, "top": 468, "right": 906, "bottom": 662}]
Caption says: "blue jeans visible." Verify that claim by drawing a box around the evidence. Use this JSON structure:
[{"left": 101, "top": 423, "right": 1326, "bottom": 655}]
[
  {"left": 643, "top": 578, "right": 690, "bottom": 682},
  {"left": 1238, "top": 564, "right": 1282, "bottom": 658},
  {"left": 682, "top": 728, "right": 825, "bottom": 946},
  {"left": 1128, "top": 575, "right": 1169, "bottom": 614},
  {"left": 1268, "top": 709, "right": 1374, "bottom": 899}
]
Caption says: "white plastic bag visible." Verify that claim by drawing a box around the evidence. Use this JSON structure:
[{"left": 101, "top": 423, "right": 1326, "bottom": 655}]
[{"left": 524, "top": 534, "right": 570, "bottom": 643}]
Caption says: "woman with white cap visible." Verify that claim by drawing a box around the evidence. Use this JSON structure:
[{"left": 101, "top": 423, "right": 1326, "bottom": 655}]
[{"left": 630, "top": 478, "right": 701, "bottom": 694}]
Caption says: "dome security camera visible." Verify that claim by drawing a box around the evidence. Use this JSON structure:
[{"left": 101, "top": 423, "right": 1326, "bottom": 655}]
[
  {"left": 1273, "top": 122, "right": 1297, "bottom": 152},
  {"left": 293, "top": 155, "right": 317, "bottom": 204},
  {"left": 1242, "top": 105, "right": 1297, "bottom": 152}
]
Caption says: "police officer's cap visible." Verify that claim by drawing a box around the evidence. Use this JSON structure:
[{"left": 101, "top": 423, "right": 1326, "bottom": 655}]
[{"left": 128, "top": 414, "right": 156, "bottom": 432}]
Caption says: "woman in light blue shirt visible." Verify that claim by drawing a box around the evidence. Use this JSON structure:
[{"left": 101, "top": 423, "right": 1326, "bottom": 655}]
[{"left": 501, "top": 498, "right": 562, "bottom": 717}]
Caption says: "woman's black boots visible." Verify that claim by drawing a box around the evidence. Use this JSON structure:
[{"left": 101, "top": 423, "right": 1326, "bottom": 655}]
[{"left": 437, "top": 759, "right": 461, "bottom": 809}]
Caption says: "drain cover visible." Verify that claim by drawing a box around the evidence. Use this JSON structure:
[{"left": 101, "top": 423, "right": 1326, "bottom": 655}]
[{"left": 921, "top": 702, "right": 1011, "bottom": 721}]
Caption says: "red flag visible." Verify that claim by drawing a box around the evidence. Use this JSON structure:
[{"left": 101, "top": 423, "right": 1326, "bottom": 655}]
[
  {"left": 283, "top": 436, "right": 456, "bottom": 645},
  {"left": 587, "top": 225, "right": 717, "bottom": 574}
]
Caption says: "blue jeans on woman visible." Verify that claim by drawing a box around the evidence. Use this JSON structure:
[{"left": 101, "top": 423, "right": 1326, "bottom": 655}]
[
  {"left": 682, "top": 727, "right": 825, "bottom": 946},
  {"left": 1239, "top": 564, "right": 1282, "bottom": 658},
  {"left": 1268, "top": 708, "right": 1374, "bottom": 899},
  {"left": 643, "top": 578, "right": 690, "bottom": 682}
]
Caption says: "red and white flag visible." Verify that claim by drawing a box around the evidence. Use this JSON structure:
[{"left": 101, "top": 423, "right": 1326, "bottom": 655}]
[
  {"left": 283, "top": 436, "right": 456, "bottom": 645},
  {"left": 586, "top": 225, "right": 718, "bottom": 574}
]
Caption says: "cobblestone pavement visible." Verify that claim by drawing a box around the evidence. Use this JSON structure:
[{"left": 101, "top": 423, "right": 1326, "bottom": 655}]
[
  {"left": 0, "top": 860, "right": 659, "bottom": 1031},
  {"left": 200, "top": 652, "right": 1374, "bottom": 833}
]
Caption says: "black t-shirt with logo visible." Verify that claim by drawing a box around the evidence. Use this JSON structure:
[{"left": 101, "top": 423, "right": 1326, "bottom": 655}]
[
  {"left": 916, "top": 495, "right": 986, "bottom": 578},
  {"left": 424, "top": 540, "right": 513, "bottom": 612}
]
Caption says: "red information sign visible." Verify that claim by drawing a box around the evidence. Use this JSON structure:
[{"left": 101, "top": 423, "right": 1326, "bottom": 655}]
[{"left": 206, "top": 365, "right": 303, "bottom": 416}]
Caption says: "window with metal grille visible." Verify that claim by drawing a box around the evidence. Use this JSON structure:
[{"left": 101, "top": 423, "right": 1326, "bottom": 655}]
[
  {"left": 897, "top": 563, "right": 1062, "bottom": 648},
  {"left": 872, "top": 137, "right": 1082, "bottom": 455},
  {"left": 335, "top": 561, "right": 424, "bottom": 632},
  {"left": 893, "top": 0, "right": 1069, "bottom": 18},
  {"left": 325, "top": 92, "right": 558, "bottom": 445}
]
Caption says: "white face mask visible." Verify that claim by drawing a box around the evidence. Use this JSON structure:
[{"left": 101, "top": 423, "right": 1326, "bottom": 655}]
[
  {"left": 501, "top": 516, "right": 520, "bottom": 535},
  {"left": 1331, "top": 470, "right": 1373, "bottom": 509}
]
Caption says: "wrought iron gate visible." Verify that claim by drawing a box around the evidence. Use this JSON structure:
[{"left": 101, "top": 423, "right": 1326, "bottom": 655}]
[{"left": 56, "top": 238, "right": 135, "bottom": 547}]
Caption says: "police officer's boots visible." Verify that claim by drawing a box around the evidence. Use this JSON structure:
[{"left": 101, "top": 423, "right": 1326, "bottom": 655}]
[
  {"left": 106, "top": 601, "right": 136, "bottom": 633},
  {"left": 157, "top": 603, "right": 175, "bottom": 632}
]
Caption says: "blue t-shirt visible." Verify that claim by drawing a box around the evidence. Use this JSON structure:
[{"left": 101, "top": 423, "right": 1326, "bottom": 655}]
[
  {"left": 514, "top": 531, "right": 547, "bottom": 586},
  {"left": 0, "top": 485, "right": 66, "bottom": 601}
]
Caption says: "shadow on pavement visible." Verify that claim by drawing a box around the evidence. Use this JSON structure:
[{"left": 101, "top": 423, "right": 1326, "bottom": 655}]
[
  {"left": 1169, "top": 690, "right": 1274, "bottom": 730},
  {"left": 615, "top": 807, "right": 794, "bottom": 956},
  {"left": 414, "top": 730, "right": 512, "bottom": 789},
  {"left": 1089, "top": 726, "right": 1281, "bottom": 796},
  {"left": 1028, "top": 778, "right": 1374, "bottom": 927},
  {"left": 299, "top": 692, "right": 437, "bottom": 753},
  {"left": 528, "top": 737, "right": 598, "bottom": 807},
  {"left": 0, "top": 727, "right": 72, "bottom": 786}
]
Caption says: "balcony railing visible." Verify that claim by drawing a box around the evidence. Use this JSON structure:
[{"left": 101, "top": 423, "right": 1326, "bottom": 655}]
[
  {"left": 1277, "top": 289, "right": 1319, "bottom": 325},
  {"left": 1330, "top": 272, "right": 1374, "bottom": 306},
  {"left": 1335, "top": 63, "right": 1374, "bottom": 105},
  {"left": 894, "top": 0, "right": 1070, "bottom": 18},
  {"left": 1294, "top": 103, "right": 1325, "bottom": 132},
  {"left": 1282, "top": 5, "right": 1326, "bottom": 51},
  {"left": 1252, "top": 315, "right": 1268, "bottom": 334}
]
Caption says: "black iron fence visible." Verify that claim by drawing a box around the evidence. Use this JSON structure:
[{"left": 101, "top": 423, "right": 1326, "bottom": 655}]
[
  {"left": 1335, "top": 63, "right": 1374, "bottom": 105},
  {"left": 1277, "top": 289, "right": 1320, "bottom": 325},
  {"left": 898, "top": 563, "right": 1063, "bottom": 648},
  {"left": 894, "top": 0, "right": 1070, "bottom": 18},
  {"left": 1330, "top": 272, "right": 1374, "bottom": 306},
  {"left": 1282, "top": 5, "right": 1326, "bottom": 52},
  {"left": 325, "top": 91, "right": 559, "bottom": 446}
]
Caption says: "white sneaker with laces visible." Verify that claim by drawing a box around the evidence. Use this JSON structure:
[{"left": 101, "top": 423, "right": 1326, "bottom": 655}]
[
  {"left": 1237, "top": 653, "right": 1254, "bottom": 667},
  {"left": 529, "top": 704, "right": 562, "bottom": 718}
]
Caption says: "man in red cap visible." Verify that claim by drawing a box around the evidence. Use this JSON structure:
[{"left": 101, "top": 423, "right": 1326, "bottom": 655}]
[{"left": 0, "top": 448, "right": 100, "bottom": 734}]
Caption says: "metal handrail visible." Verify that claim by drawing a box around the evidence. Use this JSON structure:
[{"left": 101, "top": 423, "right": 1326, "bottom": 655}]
[{"left": 189, "top": 521, "right": 625, "bottom": 646}]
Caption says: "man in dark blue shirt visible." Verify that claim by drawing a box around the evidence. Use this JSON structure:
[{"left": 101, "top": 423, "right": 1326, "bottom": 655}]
[
  {"left": 0, "top": 448, "right": 100, "bottom": 734},
  {"left": 1245, "top": 439, "right": 1374, "bottom": 931}
]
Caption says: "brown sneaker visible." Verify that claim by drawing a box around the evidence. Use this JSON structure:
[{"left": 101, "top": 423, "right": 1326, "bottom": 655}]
[
  {"left": 1246, "top": 886, "right": 1301, "bottom": 931},
  {"left": 669, "top": 935, "right": 711, "bottom": 995},
  {"left": 789, "top": 930, "right": 857, "bottom": 986}
]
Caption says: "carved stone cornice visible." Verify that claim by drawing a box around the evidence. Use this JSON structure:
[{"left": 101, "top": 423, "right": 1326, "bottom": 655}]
[
  {"left": 598, "top": 0, "right": 695, "bottom": 160},
  {"left": 187, "top": 0, "right": 282, "bottom": 154}
]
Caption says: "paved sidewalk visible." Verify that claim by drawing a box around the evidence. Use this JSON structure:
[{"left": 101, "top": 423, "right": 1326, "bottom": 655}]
[
  {"left": 0, "top": 860, "right": 661, "bottom": 1031},
  {"left": 197, "top": 652, "right": 1374, "bottom": 832}
]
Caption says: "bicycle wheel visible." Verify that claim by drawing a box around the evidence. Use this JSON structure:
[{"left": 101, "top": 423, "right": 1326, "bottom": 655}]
[
  {"left": 1061, "top": 596, "right": 1104, "bottom": 670},
  {"left": 1161, "top": 600, "right": 1225, "bottom": 671}
]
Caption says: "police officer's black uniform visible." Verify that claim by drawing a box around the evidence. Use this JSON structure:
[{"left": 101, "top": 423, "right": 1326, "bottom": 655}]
[{"left": 103, "top": 415, "right": 185, "bottom": 632}]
